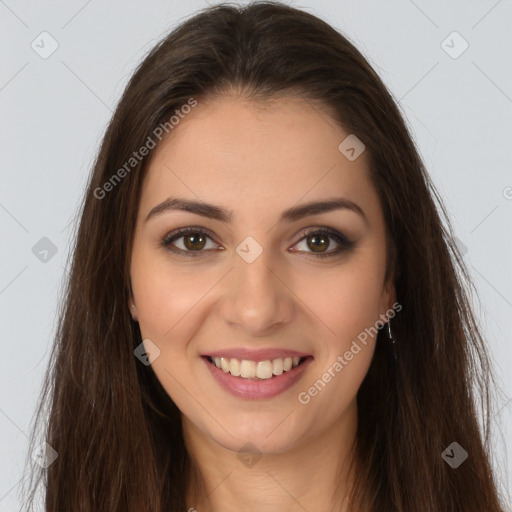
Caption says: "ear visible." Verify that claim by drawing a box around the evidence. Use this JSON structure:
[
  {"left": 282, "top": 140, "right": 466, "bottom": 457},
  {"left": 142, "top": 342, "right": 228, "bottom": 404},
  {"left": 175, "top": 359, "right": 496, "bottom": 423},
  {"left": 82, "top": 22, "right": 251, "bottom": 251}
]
[
  {"left": 128, "top": 278, "right": 138, "bottom": 322},
  {"left": 381, "top": 275, "right": 397, "bottom": 318},
  {"left": 129, "top": 297, "right": 138, "bottom": 322},
  {"left": 386, "top": 280, "right": 397, "bottom": 311}
]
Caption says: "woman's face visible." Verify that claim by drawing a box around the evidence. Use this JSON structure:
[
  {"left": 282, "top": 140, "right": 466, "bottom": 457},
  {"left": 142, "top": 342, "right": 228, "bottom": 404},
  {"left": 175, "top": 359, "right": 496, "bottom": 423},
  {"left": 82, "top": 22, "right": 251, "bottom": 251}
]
[{"left": 129, "top": 94, "right": 395, "bottom": 454}]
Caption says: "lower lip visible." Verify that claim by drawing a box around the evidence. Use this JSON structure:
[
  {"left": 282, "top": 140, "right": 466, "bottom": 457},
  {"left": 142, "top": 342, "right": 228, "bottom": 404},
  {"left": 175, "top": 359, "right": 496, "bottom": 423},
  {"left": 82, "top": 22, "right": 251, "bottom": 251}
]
[{"left": 202, "top": 356, "right": 314, "bottom": 400}]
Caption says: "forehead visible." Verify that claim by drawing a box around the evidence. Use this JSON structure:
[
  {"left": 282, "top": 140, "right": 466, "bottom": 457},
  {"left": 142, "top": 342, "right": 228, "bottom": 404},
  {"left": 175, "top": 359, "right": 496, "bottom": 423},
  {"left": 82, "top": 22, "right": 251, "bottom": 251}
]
[{"left": 139, "top": 94, "right": 380, "bottom": 225}]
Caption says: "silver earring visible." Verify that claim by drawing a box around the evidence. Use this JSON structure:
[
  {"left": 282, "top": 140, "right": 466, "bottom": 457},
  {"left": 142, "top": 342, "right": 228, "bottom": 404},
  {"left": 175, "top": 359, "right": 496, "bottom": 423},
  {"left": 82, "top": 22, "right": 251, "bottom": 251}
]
[{"left": 387, "top": 320, "right": 398, "bottom": 360}]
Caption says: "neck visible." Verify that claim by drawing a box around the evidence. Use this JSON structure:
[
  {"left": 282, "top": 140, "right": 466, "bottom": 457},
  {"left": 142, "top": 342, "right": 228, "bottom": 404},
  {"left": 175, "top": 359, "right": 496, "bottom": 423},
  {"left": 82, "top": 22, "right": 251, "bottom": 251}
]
[{"left": 183, "top": 399, "right": 359, "bottom": 512}]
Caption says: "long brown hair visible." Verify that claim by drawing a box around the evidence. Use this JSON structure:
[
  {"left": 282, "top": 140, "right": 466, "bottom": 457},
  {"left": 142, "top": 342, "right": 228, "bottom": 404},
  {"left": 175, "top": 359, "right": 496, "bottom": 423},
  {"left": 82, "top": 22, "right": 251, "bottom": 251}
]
[{"left": 21, "top": 2, "right": 509, "bottom": 510}]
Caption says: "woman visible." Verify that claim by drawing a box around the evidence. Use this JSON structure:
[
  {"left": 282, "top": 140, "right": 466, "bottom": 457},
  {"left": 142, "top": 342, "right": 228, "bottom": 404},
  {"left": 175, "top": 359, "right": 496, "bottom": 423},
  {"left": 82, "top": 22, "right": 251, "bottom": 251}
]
[{"left": 22, "top": 2, "right": 508, "bottom": 511}]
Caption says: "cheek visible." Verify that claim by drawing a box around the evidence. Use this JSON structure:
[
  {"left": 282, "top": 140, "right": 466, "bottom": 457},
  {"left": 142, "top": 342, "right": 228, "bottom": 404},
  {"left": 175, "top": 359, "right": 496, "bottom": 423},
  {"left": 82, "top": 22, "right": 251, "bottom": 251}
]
[
  {"left": 296, "top": 257, "right": 386, "bottom": 345},
  {"left": 130, "top": 247, "right": 212, "bottom": 340},
  {"left": 130, "top": 250, "right": 208, "bottom": 403},
  {"left": 295, "top": 263, "right": 382, "bottom": 416}
]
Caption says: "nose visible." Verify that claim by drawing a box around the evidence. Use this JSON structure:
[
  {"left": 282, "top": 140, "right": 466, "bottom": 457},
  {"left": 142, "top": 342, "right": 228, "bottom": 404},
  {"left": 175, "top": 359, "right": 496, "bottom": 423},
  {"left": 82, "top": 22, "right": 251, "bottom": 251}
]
[{"left": 219, "top": 250, "right": 296, "bottom": 336}]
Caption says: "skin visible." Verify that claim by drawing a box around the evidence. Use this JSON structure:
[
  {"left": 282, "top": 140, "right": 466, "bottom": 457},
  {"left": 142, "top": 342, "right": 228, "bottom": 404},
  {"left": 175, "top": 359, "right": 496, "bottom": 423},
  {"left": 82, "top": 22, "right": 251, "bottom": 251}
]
[{"left": 129, "top": 93, "right": 396, "bottom": 512}]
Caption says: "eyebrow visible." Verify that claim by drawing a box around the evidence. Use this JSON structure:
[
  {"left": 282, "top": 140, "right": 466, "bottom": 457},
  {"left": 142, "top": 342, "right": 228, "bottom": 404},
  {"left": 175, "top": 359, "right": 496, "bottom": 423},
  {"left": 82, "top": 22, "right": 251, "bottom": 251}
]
[{"left": 145, "top": 196, "right": 367, "bottom": 225}]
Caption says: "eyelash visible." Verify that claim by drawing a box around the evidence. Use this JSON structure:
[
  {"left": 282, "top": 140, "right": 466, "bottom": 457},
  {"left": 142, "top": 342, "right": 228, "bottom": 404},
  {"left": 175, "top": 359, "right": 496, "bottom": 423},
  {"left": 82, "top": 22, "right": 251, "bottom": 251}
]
[{"left": 160, "top": 226, "right": 355, "bottom": 259}]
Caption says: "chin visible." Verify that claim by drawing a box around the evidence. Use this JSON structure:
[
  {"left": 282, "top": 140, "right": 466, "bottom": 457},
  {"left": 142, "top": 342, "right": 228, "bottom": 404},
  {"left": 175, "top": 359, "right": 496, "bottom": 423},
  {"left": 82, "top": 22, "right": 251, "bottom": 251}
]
[{"left": 211, "top": 418, "right": 303, "bottom": 454}]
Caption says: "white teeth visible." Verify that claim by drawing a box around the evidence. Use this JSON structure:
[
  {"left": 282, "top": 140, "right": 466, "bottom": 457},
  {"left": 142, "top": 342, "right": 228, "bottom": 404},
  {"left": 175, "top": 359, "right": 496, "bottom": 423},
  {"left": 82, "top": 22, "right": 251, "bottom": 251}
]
[
  {"left": 220, "top": 357, "right": 230, "bottom": 373},
  {"left": 272, "top": 358, "right": 284, "bottom": 375},
  {"left": 256, "top": 360, "right": 273, "bottom": 379},
  {"left": 229, "top": 358, "right": 241, "bottom": 376},
  {"left": 209, "top": 355, "right": 305, "bottom": 379},
  {"left": 240, "top": 360, "right": 256, "bottom": 378}
]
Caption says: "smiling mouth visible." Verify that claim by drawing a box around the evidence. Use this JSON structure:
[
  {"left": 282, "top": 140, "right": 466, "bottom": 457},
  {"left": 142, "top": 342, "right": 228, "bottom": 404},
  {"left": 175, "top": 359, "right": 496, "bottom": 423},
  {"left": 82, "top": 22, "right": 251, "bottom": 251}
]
[{"left": 204, "top": 355, "right": 311, "bottom": 380}]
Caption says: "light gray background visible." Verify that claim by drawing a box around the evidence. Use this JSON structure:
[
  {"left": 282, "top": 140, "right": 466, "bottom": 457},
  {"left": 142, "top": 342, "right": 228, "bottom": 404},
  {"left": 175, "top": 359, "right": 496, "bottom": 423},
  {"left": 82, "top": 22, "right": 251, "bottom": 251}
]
[{"left": 1, "top": 0, "right": 511, "bottom": 509}]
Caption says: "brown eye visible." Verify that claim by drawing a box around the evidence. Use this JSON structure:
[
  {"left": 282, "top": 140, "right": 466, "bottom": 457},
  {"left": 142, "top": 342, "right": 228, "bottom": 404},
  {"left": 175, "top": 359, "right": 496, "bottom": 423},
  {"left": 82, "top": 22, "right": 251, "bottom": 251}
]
[
  {"left": 182, "top": 232, "right": 207, "bottom": 251},
  {"left": 161, "top": 226, "right": 354, "bottom": 259},
  {"left": 306, "top": 233, "right": 330, "bottom": 253},
  {"left": 292, "top": 227, "right": 355, "bottom": 259},
  {"left": 161, "top": 228, "right": 218, "bottom": 257}
]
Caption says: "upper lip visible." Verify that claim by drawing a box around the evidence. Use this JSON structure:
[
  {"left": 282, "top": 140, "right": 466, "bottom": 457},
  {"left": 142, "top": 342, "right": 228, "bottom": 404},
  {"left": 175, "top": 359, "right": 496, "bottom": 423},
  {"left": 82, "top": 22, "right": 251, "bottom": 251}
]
[{"left": 201, "top": 348, "right": 312, "bottom": 361}]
